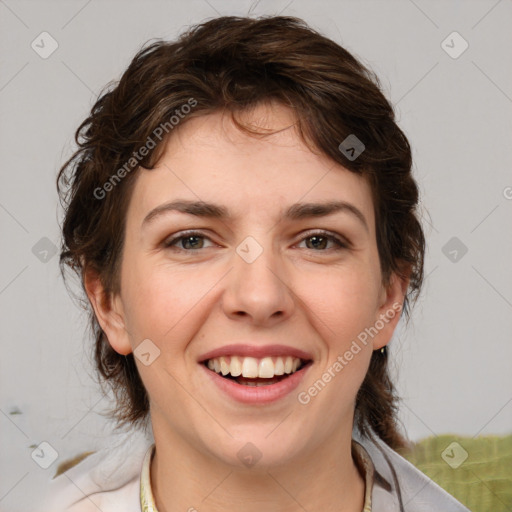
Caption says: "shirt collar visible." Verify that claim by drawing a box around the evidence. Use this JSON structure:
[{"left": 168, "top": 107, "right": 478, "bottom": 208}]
[
  {"left": 140, "top": 444, "right": 157, "bottom": 512},
  {"left": 140, "top": 440, "right": 376, "bottom": 511}
]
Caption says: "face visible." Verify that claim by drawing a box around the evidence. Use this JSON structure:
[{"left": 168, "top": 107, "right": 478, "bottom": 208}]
[{"left": 88, "top": 102, "right": 405, "bottom": 469}]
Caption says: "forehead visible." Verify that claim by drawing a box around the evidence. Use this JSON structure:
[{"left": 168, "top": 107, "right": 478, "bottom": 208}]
[{"left": 127, "top": 103, "right": 375, "bottom": 230}]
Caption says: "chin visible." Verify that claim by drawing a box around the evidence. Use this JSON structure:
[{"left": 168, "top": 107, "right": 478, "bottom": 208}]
[{"left": 205, "top": 429, "right": 305, "bottom": 471}]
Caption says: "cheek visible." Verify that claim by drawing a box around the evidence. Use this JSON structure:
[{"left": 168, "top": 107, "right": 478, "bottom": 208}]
[
  {"left": 298, "top": 263, "right": 381, "bottom": 342},
  {"left": 121, "top": 260, "right": 213, "bottom": 347}
]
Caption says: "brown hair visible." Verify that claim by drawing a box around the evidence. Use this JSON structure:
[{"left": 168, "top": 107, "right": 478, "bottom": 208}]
[{"left": 57, "top": 15, "right": 424, "bottom": 450}]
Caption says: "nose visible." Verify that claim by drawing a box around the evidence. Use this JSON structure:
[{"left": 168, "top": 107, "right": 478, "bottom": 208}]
[{"left": 221, "top": 237, "right": 295, "bottom": 326}]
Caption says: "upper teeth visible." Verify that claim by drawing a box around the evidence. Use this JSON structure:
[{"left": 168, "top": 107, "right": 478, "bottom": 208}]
[{"left": 206, "top": 356, "right": 303, "bottom": 378}]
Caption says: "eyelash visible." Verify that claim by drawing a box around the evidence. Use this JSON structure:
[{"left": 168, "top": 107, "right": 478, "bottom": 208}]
[{"left": 162, "top": 230, "right": 349, "bottom": 252}]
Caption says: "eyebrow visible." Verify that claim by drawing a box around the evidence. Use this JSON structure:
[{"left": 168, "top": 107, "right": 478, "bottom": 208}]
[{"left": 142, "top": 199, "right": 369, "bottom": 232}]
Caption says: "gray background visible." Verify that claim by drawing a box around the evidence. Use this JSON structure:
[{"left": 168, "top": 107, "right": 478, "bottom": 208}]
[{"left": 1, "top": 0, "right": 511, "bottom": 509}]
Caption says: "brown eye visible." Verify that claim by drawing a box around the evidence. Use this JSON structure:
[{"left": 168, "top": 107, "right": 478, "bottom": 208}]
[
  {"left": 299, "top": 231, "right": 348, "bottom": 251},
  {"left": 305, "top": 235, "right": 329, "bottom": 250},
  {"left": 163, "top": 231, "right": 213, "bottom": 251}
]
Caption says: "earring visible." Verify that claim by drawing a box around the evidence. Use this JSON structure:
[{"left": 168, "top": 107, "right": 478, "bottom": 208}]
[{"left": 380, "top": 346, "right": 386, "bottom": 355}]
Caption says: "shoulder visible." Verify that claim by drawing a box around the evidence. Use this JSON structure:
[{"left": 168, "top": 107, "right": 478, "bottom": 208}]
[
  {"left": 353, "top": 429, "right": 471, "bottom": 512},
  {"left": 41, "top": 429, "right": 153, "bottom": 512}
]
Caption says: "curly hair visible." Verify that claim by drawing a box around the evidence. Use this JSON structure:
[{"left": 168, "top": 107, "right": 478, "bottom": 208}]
[{"left": 57, "top": 15, "right": 425, "bottom": 450}]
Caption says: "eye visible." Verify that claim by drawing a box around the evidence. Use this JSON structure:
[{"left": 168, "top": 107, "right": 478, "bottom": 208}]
[
  {"left": 163, "top": 231, "right": 215, "bottom": 251},
  {"left": 297, "top": 231, "right": 349, "bottom": 251},
  {"left": 162, "top": 230, "right": 349, "bottom": 252}
]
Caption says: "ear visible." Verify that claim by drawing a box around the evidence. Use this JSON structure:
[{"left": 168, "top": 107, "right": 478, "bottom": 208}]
[
  {"left": 372, "top": 269, "right": 410, "bottom": 351},
  {"left": 83, "top": 268, "right": 132, "bottom": 356}
]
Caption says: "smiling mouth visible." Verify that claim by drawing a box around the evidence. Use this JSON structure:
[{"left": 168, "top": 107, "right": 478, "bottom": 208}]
[{"left": 203, "top": 355, "right": 312, "bottom": 387}]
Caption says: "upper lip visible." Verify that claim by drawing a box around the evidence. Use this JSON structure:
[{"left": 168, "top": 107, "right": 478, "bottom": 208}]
[{"left": 198, "top": 344, "right": 314, "bottom": 363}]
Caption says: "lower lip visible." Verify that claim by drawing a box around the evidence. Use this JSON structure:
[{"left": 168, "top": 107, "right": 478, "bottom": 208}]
[{"left": 201, "top": 362, "right": 312, "bottom": 404}]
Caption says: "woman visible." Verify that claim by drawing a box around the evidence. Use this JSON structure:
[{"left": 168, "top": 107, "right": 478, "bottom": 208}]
[{"left": 46, "top": 15, "right": 470, "bottom": 512}]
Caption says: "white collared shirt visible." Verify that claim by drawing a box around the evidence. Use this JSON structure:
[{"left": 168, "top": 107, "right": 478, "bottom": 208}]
[
  {"left": 139, "top": 440, "right": 374, "bottom": 511},
  {"left": 42, "top": 426, "right": 471, "bottom": 511}
]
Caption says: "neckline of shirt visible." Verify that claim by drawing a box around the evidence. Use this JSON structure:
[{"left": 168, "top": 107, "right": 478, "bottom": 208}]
[{"left": 140, "top": 439, "right": 375, "bottom": 511}]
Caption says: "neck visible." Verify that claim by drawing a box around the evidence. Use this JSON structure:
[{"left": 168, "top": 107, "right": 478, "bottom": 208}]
[{"left": 149, "top": 418, "right": 365, "bottom": 512}]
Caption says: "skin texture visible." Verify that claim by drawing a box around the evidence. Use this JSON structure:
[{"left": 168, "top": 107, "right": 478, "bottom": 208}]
[{"left": 85, "top": 102, "right": 408, "bottom": 512}]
